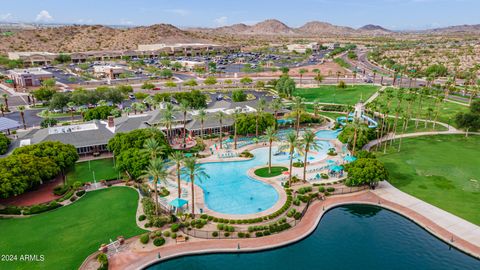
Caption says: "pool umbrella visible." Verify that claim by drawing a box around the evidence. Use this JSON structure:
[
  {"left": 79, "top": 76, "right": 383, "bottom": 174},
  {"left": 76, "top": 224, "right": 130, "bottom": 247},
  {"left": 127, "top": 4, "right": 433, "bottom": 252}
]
[
  {"left": 344, "top": 156, "right": 357, "bottom": 163},
  {"left": 282, "top": 171, "right": 290, "bottom": 175},
  {"left": 330, "top": 165, "right": 344, "bottom": 172},
  {"left": 169, "top": 198, "right": 188, "bottom": 208}
]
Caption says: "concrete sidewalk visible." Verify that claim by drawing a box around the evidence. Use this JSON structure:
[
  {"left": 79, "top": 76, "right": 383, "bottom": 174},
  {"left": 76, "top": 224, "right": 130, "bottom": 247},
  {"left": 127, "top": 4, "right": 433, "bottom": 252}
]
[{"left": 373, "top": 181, "right": 480, "bottom": 247}]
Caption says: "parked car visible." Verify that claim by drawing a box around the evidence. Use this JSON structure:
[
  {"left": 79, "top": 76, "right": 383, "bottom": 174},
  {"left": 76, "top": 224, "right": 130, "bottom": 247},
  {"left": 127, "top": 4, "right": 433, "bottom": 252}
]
[{"left": 153, "top": 87, "right": 161, "bottom": 91}]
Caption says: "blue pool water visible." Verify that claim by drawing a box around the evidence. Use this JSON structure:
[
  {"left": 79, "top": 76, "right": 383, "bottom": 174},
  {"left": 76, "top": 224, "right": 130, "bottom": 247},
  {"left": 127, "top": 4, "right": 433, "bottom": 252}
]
[
  {"left": 185, "top": 141, "right": 331, "bottom": 215},
  {"left": 315, "top": 129, "right": 342, "bottom": 139},
  {"left": 147, "top": 205, "right": 480, "bottom": 270}
]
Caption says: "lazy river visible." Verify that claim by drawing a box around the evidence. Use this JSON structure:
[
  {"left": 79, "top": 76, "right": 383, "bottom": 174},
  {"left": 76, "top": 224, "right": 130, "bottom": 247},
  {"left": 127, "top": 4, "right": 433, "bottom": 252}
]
[{"left": 147, "top": 204, "right": 480, "bottom": 270}]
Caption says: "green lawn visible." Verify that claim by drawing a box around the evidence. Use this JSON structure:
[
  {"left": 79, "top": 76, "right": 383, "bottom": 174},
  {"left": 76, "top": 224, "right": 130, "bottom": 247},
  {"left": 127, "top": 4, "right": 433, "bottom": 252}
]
[
  {"left": 377, "top": 135, "right": 480, "bottom": 225},
  {"left": 294, "top": 85, "right": 380, "bottom": 105},
  {"left": 0, "top": 187, "right": 145, "bottom": 270},
  {"left": 254, "top": 166, "right": 288, "bottom": 178},
  {"left": 375, "top": 88, "right": 469, "bottom": 127},
  {"left": 66, "top": 158, "right": 121, "bottom": 185}
]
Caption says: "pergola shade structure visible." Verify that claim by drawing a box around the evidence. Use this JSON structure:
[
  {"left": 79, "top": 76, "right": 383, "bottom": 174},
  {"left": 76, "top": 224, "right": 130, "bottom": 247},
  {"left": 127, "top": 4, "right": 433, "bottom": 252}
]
[{"left": 0, "top": 117, "right": 20, "bottom": 132}]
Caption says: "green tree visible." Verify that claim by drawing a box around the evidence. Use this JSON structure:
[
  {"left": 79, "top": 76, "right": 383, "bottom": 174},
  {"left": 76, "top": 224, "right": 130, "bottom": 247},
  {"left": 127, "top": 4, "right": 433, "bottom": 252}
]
[
  {"left": 262, "top": 126, "right": 277, "bottom": 174},
  {"left": 196, "top": 109, "right": 207, "bottom": 140},
  {"left": 270, "top": 98, "right": 283, "bottom": 129},
  {"left": 169, "top": 151, "right": 184, "bottom": 198},
  {"left": 183, "top": 79, "right": 198, "bottom": 87},
  {"left": 204, "top": 76, "right": 217, "bottom": 85},
  {"left": 240, "top": 77, "right": 253, "bottom": 85},
  {"left": 215, "top": 111, "right": 226, "bottom": 149},
  {"left": 49, "top": 93, "right": 70, "bottom": 112},
  {"left": 17, "top": 105, "right": 26, "bottom": 129},
  {"left": 83, "top": 106, "right": 117, "bottom": 121},
  {"left": 299, "top": 68, "right": 308, "bottom": 85},
  {"left": 255, "top": 98, "right": 267, "bottom": 138},
  {"left": 292, "top": 96, "right": 305, "bottom": 136},
  {"left": 275, "top": 75, "right": 296, "bottom": 97},
  {"left": 232, "top": 90, "right": 247, "bottom": 102},
  {"left": 181, "top": 157, "right": 209, "bottom": 215},
  {"left": 0, "top": 133, "right": 10, "bottom": 155},
  {"left": 33, "top": 88, "right": 56, "bottom": 103},
  {"left": 344, "top": 158, "right": 388, "bottom": 187},
  {"left": 278, "top": 132, "right": 301, "bottom": 187},
  {"left": 301, "top": 130, "right": 322, "bottom": 182},
  {"left": 142, "top": 158, "right": 168, "bottom": 215}
]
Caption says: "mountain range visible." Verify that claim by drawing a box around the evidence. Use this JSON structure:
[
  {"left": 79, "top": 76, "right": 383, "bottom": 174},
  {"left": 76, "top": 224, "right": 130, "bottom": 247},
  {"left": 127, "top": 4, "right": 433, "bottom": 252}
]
[{"left": 1, "top": 19, "right": 479, "bottom": 54}]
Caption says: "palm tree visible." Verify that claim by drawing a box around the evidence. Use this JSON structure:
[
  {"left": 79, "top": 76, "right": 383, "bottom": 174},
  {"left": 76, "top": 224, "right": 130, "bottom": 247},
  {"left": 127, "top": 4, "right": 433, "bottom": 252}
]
[
  {"left": 182, "top": 157, "right": 209, "bottom": 215},
  {"left": 301, "top": 130, "right": 321, "bottom": 182},
  {"left": 299, "top": 68, "right": 307, "bottom": 86},
  {"left": 255, "top": 98, "right": 266, "bottom": 139},
  {"left": 169, "top": 151, "right": 184, "bottom": 198},
  {"left": 291, "top": 96, "right": 305, "bottom": 136},
  {"left": 215, "top": 111, "right": 226, "bottom": 149},
  {"left": 179, "top": 101, "right": 190, "bottom": 146},
  {"left": 142, "top": 158, "right": 168, "bottom": 215},
  {"left": 231, "top": 108, "right": 241, "bottom": 149},
  {"left": 270, "top": 98, "right": 283, "bottom": 129},
  {"left": 372, "top": 69, "right": 378, "bottom": 84},
  {"left": 313, "top": 69, "right": 323, "bottom": 86},
  {"left": 142, "top": 138, "right": 166, "bottom": 160},
  {"left": 78, "top": 107, "right": 87, "bottom": 122},
  {"left": 18, "top": 105, "right": 26, "bottom": 129},
  {"left": 2, "top": 94, "right": 8, "bottom": 111},
  {"left": 348, "top": 119, "right": 368, "bottom": 155},
  {"left": 262, "top": 126, "right": 277, "bottom": 174},
  {"left": 278, "top": 132, "right": 301, "bottom": 187},
  {"left": 192, "top": 109, "right": 205, "bottom": 140},
  {"left": 312, "top": 100, "right": 321, "bottom": 117},
  {"left": 161, "top": 103, "right": 176, "bottom": 138},
  {"left": 67, "top": 102, "right": 76, "bottom": 121},
  {"left": 123, "top": 106, "right": 132, "bottom": 116},
  {"left": 0, "top": 103, "right": 5, "bottom": 117}
]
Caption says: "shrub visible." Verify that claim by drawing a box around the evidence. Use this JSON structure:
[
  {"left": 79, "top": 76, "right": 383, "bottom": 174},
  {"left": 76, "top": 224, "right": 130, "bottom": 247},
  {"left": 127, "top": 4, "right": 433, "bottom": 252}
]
[
  {"left": 138, "top": 214, "right": 146, "bottom": 221},
  {"left": 217, "top": 223, "right": 224, "bottom": 230},
  {"left": 238, "top": 232, "right": 245, "bottom": 238},
  {"left": 171, "top": 223, "right": 180, "bottom": 232},
  {"left": 70, "top": 196, "right": 77, "bottom": 202},
  {"left": 53, "top": 185, "right": 69, "bottom": 196},
  {"left": 97, "top": 253, "right": 108, "bottom": 270},
  {"left": 326, "top": 187, "right": 335, "bottom": 192},
  {"left": 76, "top": 190, "right": 86, "bottom": 197},
  {"left": 200, "top": 214, "right": 208, "bottom": 219},
  {"left": 0, "top": 206, "right": 21, "bottom": 215},
  {"left": 140, "top": 234, "right": 149, "bottom": 244},
  {"left": 255, "top": 231, "right": 264, "bottom": 237},
  {"left": 171, "top": 233, "right": 177, "bottom": 239},
  {"left": 153, "top": 237, "right": 165, "bottom": 247},
  {"left": 163, "top": 231, "right": 171, "bottom": 237},
  {"left": 294, "top": 212, "right": 302, "bottom": 220},
  {"left": 212, "top": 231, "right": 219, "bottom": 237},
  {"left": 224, "top": 232, "right": 230, "bottom": 237}
]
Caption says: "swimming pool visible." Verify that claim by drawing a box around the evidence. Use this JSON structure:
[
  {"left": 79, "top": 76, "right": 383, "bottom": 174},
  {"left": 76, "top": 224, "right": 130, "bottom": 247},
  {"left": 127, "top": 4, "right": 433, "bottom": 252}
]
[
  {"left": 147, "top": 205, "right": 480, "bottom": 270},
  {"left": 315, "top": 129, "right": 342, "bottom": 139},
  {"left": 186, "top": 141, "right": 331, "bottom": 215}
]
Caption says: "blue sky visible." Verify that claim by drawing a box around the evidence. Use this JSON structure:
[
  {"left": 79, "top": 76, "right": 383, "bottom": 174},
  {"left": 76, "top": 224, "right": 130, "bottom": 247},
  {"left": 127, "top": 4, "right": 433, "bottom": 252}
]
[{"left": 0, "top": 0, "right": 478, "bottom": 30}]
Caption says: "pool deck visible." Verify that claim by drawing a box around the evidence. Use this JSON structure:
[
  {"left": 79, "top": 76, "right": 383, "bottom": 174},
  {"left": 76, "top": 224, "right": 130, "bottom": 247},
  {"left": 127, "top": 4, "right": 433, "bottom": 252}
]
[{"left": 100, "top": 185, "right": 480, "bottom": 270}]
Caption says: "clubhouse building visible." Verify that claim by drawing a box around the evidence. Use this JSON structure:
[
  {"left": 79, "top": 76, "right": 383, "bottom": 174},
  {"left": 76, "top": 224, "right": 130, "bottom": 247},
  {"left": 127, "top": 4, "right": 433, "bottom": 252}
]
[{"left": 18, "top": 99, "right": 289, "bottom": 155}]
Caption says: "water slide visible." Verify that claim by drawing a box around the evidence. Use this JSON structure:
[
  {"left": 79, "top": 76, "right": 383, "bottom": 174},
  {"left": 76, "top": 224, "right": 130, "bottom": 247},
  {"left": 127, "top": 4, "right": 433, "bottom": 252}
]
[{"left": 336, "top": 113, "right": 378, "bottom": 128}]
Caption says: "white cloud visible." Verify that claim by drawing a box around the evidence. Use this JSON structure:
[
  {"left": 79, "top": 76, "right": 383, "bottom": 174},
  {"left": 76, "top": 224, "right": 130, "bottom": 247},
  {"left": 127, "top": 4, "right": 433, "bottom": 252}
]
[
  {"left": 165, "top": 9, "right": 190, "bottom": 16},
  {"left": 35, "top": 10, "right": 53, "bottom": 22},
  {"left": 214, "top": 16, "right": 228, "bottom": 26},
  {"left": 0, "top": 13, "right": 12, "bottom": 21}
]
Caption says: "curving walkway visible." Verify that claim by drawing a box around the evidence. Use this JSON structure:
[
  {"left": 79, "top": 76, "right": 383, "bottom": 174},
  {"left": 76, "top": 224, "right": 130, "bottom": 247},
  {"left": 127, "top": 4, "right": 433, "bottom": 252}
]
[
  {"left": 362, "top": 130, "right": 472, "bottom": 150},
  {"left": 102, "top": 186, "right": 480, "bottom": 270}
]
